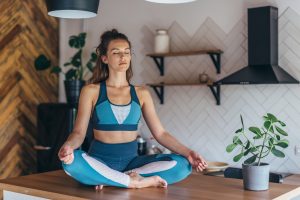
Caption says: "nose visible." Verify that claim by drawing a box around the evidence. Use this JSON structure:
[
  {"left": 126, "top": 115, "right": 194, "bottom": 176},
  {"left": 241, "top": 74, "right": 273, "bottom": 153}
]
[
  {"left": 120, "top": 53, "right": 126, "bottom": 58},
  {"left": 120, "top": 54, "right": 126, "bottom": 61}
]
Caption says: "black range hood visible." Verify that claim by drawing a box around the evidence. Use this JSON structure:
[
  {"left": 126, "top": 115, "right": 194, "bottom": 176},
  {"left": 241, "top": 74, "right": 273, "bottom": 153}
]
[{"left": 216, "top": 6, "right": 299, "bottom": 85}]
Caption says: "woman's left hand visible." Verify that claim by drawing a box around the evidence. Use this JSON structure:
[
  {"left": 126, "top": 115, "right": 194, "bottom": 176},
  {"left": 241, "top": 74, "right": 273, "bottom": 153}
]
[{"left": 186, "top": 150, "right": 208, "bottom": 172}]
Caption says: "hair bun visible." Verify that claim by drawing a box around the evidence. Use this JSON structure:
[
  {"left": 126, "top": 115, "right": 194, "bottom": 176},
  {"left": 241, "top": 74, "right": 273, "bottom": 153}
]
[{"left": 111, "top": 29, "right": 118, "bottom": 34}]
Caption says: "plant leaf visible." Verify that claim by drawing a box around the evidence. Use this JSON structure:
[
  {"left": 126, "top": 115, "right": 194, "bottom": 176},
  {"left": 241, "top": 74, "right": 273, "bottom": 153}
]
[
  {"left": 269, "top": 125, "right": 274, "bottom": 133},
  {"left": 250, "top": 147, "right": 257, "bottom": 153},
  {"left": 240, "top": 115, "right": 244, "bottom": 130},
  {"left": 244, "top": 155, "right": 257, "bottom": 165},
  {"left": 276, "top": 140, "right": 289, "bottom": 148},
  {"left": 69, "top": 32, "right": 86, "bottom": 49},
  {"left": 235, "top": 128, "right": 242, "bottom": 134},
  {"left": 244, "top": 147, "right": 251, "bottom": 156},
  {"left": 264, "top": 121, "right": 271, "bottom": 130},
  {"left": 271, "top": 148, "right": 285, "bottom": 158},
  {"left": 253, "top": 135, "right": 263, "bottom": 139},
  {"left": 64, "top": 62, "right": 71, "bottom": 67},
  {"left": 275, "top": 126, "right": 288, "bottom": 136},
  {"left": 245, "top": 141, "right": 250, "bottom": 149},
  {"left": 86, "top": 62, "right": 93, "bottom": 71},
  {"left": 50, "top": 66, "right": 61, "bottom": 74},
  {"left": 65, "top": 69, "right": 76, "bottom": 80},
  {"left": 71, "top": 49, "right": 82, "bottom": 68},
  {"left": 91, "top": 52, "right": 97, "bottom": 62},
  {"left": 249, "top": 127, "right": 262, "bottom": 136},
  {"left": 275, "top": 134, "right": 281, "bottom": 140},
  {"left": 268, "top": 140, "right": 272, "bottom": 147},
  {"left": 226, "top": 143, "right": 237, "bottom": 153},
  {"left": 34, "top": 54, "right": 51, "bottom": 70},
  {"left": 69, "top": 36, "right": 77, "bottom": 48},
  {"left": 235, "top": 138, "right": 243, "bottom": 145},
  {"left": 78, "top": 32, "right": 86, "bottom": 48},
  {"left": 278, "top": 121, "right": 286, "bottom": 127},
  {"left": 267, "top": 113, "right": 278, "bottom": 123},
  {"left": 233, "top": 152, "right": 244, "bottom": 162}
]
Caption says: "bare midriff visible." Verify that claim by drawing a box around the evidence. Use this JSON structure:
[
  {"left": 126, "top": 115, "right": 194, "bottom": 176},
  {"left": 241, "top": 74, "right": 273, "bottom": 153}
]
[{"left": 93, "top": 129, "right": 138, "bottom": 144}]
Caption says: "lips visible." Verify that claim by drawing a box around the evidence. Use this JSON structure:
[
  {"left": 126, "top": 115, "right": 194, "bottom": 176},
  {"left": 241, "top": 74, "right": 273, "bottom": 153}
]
[{"left": 119, "top": 63, "right": 127, "bottom": 65}]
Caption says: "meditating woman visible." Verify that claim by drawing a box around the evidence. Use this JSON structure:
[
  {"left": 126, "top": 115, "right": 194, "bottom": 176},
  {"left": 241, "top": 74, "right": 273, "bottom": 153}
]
[{"left": 58, "top": 29, "right": 207, "bottom": 190}]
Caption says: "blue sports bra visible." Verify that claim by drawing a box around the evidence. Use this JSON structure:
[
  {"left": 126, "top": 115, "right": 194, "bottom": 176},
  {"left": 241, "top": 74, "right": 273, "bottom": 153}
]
[{"left": 92, "top": 81, "right": 141, "bottom": 131}]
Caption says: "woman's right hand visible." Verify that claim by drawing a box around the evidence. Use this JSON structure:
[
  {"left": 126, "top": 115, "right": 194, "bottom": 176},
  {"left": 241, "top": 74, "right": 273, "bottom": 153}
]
[{"left": 58, "top": 144, "right": 74, "bottom": 165}]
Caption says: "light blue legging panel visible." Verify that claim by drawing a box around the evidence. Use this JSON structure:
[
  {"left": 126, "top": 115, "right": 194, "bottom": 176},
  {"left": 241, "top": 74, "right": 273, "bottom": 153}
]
[
  {"left": 62, "top": 150, "right": 192, "bottom": 187},
  {"left": 124, "top": 154, "right": 192, "bottom": 185}
]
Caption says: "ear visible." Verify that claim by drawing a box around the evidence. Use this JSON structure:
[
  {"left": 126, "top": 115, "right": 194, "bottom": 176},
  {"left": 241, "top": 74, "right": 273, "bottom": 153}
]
[{"left": 101, "top": 55, "right": 108, "bottom": 64}]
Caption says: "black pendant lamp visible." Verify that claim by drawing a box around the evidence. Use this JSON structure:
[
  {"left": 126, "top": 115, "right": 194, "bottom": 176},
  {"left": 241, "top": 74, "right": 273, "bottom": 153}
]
[{"left": 46, "top": 0, "right": 100, "bottom": 19}]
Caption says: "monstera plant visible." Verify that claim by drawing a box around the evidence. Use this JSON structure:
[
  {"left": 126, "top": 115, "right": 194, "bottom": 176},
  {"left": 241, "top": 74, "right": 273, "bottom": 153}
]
[
  {"left": 226, "top": 113, "right": 289, "bottom": 191},
  {"left": 35, "top": 32, "right": 97, "bottom": 106}
]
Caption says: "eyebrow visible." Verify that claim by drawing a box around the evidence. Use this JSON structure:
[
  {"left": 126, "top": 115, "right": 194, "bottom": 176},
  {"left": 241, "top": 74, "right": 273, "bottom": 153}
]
[{"left": 111, "top": 48, "right": 130, "bottom": 51}]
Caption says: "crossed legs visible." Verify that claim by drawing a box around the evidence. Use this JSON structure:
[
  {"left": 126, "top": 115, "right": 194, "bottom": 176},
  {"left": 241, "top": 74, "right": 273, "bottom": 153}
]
[{"left": 62, "top": 150, "right": 192, "bottom": 189}]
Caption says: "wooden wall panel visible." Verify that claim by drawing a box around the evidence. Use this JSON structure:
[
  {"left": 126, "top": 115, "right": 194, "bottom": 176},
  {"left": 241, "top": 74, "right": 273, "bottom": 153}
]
[{"left": 0, "top": 0, "right": 58, "bottom": 185}]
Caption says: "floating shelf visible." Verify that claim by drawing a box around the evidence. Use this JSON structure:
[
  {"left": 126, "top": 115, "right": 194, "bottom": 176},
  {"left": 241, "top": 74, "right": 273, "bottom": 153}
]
[
  {"left": 146, "top": 50, "right": 223, "bottom": 76},
  {"left": 147, "top": 82, "right": 220, "bottom": 105},
  {"left": 146, "top": 50, "right": 223, "bottom": 105}
]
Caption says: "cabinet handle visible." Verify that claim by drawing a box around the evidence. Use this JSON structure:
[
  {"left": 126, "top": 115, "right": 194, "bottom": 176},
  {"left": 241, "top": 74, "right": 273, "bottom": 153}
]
[{"left": 34, "top": 145, "right": 51, "bottom": 150}]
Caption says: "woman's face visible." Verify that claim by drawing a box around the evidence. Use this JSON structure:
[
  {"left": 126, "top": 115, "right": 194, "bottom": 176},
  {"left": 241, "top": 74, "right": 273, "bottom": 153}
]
[{"left": 101, "top": 39, "right": 131, "bottom": 73}]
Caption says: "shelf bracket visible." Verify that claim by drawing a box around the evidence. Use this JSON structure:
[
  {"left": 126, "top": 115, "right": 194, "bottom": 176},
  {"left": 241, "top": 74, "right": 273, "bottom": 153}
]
[
  {"left": 208, "top": 53, "right": 221, "bottom": 74},
  {"left": 149, "top": 84, "right": 164, "bottom": 104},
  {"left": 208, "top": 84, "right": 220, "bottom": 105},
  {"left": 150, "top": 56, "right": 164, "bottom": 76}
]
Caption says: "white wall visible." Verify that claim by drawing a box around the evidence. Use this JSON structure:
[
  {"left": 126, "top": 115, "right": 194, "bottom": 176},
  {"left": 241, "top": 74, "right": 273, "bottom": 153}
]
[{"left": 59, "top": 0, "right": 300, "bottom": 173}]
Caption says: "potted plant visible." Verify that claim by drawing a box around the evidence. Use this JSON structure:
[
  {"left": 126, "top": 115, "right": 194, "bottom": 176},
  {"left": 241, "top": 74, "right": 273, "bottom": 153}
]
[
  {"left": 34, "top": 32, "right": 97, "bottom": 106},
  {"left": 226, "top": 113, "right": 289, "bottom": 191}
]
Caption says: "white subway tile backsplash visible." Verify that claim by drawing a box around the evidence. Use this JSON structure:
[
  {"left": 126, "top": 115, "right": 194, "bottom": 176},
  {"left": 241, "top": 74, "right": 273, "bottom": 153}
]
[{"left": 140, "top": 7, "right": 300, "bottom": 174}]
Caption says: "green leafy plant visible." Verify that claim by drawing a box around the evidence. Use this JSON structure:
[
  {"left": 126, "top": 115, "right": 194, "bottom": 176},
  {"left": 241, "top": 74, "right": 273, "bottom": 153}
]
[
  {"left": 34, "top": 32, "right": 97, "bottom": 80},
  {"left": 226, "top": 113, "right": 289, "bottom": 166}
]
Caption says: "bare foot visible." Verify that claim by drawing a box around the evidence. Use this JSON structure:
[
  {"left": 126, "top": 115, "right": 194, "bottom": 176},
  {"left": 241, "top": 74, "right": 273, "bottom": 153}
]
[
  {"left": 95, "top": 185, "right": 104, "bottom": 191},
  {"left": 128, "top": 172, "right": 167, "bottom": 189}
]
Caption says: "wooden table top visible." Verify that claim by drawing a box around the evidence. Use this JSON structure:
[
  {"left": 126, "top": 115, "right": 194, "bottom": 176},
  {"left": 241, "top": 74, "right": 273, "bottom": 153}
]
[{"left": 0, "top": 170, "right": 300, "bottom": 200}]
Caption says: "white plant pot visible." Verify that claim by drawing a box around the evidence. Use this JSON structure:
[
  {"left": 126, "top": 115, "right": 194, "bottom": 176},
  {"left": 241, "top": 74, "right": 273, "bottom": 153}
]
[{"left": 242, "top": 162, "right": 270, "bottom": 191}]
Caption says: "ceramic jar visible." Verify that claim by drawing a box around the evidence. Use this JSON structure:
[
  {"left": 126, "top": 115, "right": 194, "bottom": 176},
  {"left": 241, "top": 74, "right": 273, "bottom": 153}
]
[
  {"left": 154, "top": 29, "right": 170, "bottom": 53},
  {"left": 199, "top": 72, "right": 209, "bottom": 83}
]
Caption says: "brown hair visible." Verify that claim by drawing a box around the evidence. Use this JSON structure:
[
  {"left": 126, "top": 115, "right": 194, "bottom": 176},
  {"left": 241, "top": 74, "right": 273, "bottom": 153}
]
[{"left": 88, "top": 29, "right": 133, "bottom": 84}]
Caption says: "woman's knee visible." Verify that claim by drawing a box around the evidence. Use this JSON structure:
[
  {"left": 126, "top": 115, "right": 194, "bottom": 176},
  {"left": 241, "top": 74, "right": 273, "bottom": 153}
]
[
  {"left": 155, "top": 154, "right": 192, "bottom": 184},
  {"left": 62, "top": 150, "right": 129, "bottom": 187},
  {"left": 168, "top": 154, "right": 192, "bottom": 176}
]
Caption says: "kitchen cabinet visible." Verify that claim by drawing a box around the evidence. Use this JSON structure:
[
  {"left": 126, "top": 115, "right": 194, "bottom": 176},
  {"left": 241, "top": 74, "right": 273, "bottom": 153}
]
[{"left": 146, "top": 50, "right": 222, "bottom": 105}]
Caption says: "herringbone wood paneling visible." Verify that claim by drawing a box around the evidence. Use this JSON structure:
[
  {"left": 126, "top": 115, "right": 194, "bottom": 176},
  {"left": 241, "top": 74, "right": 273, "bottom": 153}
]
[
  {"left": 140, "top": 7, "right": 300, "bottom": 174},
  {"left": 0, "top": 0, "right": 58, "bottom": 183}
]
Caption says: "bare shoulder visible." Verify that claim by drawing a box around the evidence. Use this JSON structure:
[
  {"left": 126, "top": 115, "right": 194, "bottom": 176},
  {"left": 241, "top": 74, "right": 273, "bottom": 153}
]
[
  {"left": 134, "top": 85, "right": 152, "bottom": 105},
  {"left": 80, "top": 83, "right": 100, "bottom": 102},
  {"left": 81, "top": 83, "right": 99, "bottom": 94}
]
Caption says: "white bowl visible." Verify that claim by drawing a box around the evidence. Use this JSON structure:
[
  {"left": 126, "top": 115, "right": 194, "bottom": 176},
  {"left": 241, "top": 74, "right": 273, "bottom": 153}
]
[{"left": 204, "top": 161, "right": 229, "bottom": 173}]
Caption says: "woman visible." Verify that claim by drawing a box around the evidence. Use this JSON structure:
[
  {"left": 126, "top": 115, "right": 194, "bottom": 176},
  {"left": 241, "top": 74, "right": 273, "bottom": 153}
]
[{"left": 58, "top": 29, "right": 207, "bottom": 190}]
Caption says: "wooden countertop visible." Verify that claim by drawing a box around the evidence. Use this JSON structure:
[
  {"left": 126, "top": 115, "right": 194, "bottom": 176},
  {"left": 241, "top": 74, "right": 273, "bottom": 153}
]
[{"left": 1, "top": 170, "right": 300, "bottom": 200}]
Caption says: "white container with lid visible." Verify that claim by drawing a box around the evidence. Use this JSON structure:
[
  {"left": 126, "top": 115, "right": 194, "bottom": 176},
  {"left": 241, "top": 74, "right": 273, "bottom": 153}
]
[{"left": 154, "top": 29, "right": 170, "bottom": 53}]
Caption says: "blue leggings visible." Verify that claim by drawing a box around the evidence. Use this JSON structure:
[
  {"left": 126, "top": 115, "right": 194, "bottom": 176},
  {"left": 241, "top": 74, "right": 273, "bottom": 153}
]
[{"left": 62, "top": 140, "right": 192, "bottom": 187}]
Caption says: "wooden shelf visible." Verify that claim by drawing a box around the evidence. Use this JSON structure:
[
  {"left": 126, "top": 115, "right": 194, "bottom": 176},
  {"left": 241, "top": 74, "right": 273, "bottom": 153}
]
[
  {"left": 146, "top": 50, "right": 223, "bottom": 57},
  {"left": 147, "top": 49, "right": 222, "bottom": 76},
  {"left": 146, "top": 49, "right": 222, "bottom": 105},
  {"left": 146, "top": 81, "right": 219, "bottom": 105}
]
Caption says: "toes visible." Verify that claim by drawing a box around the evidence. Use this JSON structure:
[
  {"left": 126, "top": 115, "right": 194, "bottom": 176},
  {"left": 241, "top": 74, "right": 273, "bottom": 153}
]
[
  {"left": 95, "top": 185, "right": 104, "bottom": 191},
  {"left": 162, "top": 180, "right": 168, "bottom": 188},
  {"left": 154, "top": 176, "right": 168, "bottom": 188}
]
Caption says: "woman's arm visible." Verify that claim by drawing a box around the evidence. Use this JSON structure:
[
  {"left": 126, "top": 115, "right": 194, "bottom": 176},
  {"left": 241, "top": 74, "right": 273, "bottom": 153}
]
[
  {"left": 58, "top": 84, "right": 96, "bottom": 162},
  {"left": 140, "top": 87, "right": 207, "bottom": 171}
]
